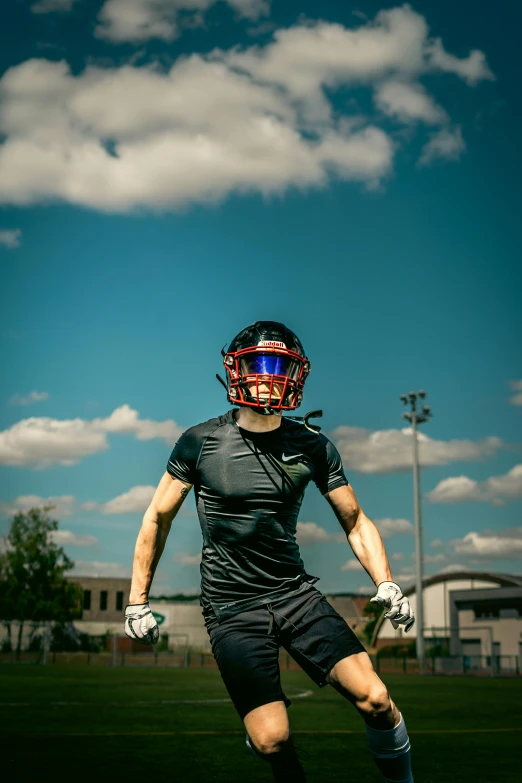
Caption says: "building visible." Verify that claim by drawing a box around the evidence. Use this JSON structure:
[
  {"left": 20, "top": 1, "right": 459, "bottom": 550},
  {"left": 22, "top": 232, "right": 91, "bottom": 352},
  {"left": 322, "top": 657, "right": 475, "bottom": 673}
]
[
  {"left": 449, "top": 585, "right": 522, "bottom": 665},
  {"left": 325, "top": 594, "right": 368, "bottom": 637},
  {"left": 68, "top": 575, "right": 371, "bottom": 651},
  {"left": 69, "top": 576, "right": 131, "bottom": 636},
  {"left": 148, "top": 599, "right": 208, "bottom": 650},
  {"left": 372, "top": 571, "right": 522, "bottom": 663}
]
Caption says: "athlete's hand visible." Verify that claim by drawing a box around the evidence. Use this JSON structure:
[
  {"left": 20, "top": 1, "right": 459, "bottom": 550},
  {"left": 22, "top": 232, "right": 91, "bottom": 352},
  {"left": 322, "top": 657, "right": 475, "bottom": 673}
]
[
  {"left": 124, "top": 603, "right": 160, "bottom": 645},
  {"left": 370, "top": 581, "right": 415, "bottom": 633}
]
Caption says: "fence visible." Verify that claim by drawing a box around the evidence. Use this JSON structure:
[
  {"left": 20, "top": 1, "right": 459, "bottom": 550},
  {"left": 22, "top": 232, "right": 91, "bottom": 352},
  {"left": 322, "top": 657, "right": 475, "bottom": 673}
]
[
  {"left": 0, "top": 648, "right": 304, "bottom": 669},
  {"left": 2, "top": 622, "right": 520, "bottom": 676},
  {"left": 376, "top": 655, "right": 520, "bottom": 676}
]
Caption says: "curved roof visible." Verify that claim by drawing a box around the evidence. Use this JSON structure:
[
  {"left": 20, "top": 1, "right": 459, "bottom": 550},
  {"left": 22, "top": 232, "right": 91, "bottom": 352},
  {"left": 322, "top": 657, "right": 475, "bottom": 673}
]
[{"left": 371, "top": 571, "right": 522, "bottom": 647}]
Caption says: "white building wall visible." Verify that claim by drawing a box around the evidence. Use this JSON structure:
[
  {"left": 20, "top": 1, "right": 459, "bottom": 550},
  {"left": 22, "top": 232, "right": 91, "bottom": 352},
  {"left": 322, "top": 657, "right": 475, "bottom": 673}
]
[
  {"left": 457, "top": 608, "right": 521, "bottom": 657},
  {"left": 377, "top": 579, "right": 499, "bottom": 641},
  {"left": 148, "top": 601, "right": 210, "bottom": 651}
]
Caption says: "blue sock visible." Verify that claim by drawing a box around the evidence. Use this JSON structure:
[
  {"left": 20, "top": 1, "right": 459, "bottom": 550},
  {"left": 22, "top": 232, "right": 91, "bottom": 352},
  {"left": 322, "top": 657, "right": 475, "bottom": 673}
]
[{"left": 365, "top": 714, "right": 414, "bottom": 783}]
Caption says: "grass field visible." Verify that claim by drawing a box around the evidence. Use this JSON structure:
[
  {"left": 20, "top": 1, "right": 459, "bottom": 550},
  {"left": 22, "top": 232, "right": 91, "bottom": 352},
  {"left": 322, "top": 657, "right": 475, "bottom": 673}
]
[{"left": 1, "top": 666, "right": 520, "bottom": 782}]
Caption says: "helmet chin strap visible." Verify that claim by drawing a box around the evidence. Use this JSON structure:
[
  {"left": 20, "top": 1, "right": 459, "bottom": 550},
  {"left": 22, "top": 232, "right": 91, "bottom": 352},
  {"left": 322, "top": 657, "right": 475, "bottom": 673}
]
[{"left": 259, "top": 402, "right": 278, "bottom": 416}]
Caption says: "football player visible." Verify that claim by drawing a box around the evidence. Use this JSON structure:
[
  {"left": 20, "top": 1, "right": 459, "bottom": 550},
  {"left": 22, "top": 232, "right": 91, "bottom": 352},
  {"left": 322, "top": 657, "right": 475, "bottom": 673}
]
[{"left": 125, "top": 321, "right": 415, "bottom": 782}]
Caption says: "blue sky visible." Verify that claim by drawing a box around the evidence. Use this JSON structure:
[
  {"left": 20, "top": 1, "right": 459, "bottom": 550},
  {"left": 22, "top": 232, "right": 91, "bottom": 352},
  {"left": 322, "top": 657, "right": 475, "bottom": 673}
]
[{"left": 1, "top": 0, "right": 521, "bottom": 596}]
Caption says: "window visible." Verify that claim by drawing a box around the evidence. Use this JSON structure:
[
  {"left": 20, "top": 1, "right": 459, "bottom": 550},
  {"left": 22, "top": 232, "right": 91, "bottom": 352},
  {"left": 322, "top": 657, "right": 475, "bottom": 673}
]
[
  {"left": 100, "top": 590, "right": 108, "bottom": 611},
  {"left": 473, "top": 603, "right": 499, "bottom": 619},
  {"left": 83, "top": 590, "right": 91, "bottom": 611},
  {"left": 116, "top": 591, "right": 124, "bottom": 611}
]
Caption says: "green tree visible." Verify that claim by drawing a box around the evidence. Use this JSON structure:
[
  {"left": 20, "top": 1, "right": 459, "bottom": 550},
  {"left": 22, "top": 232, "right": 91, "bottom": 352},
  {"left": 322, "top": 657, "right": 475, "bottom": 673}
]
[
  {"left": 362, "top": 599, "right": 384, "bottom": 645},
  {"left": 0, "top": 506, "right": 82, "bottom": 657}
]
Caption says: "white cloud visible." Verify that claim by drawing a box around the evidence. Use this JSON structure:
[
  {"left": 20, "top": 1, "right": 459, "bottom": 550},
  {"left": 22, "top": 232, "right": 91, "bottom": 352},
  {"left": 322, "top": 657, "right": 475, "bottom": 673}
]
[
  {"left": 419, "top": 125, "right": 465, "bottom": 166},
  {"left": 0, "top": 58, "right": 392, "bottom": 211},
  {"left": 479, "top": 465, "right": 522, "bottom": 501},
  {"left": 451, "top": 529, "right": 522, "bottom": 560},
  {"left": 431, "top": 538, "right": 443, "bottom": 548},
  {"left": 174, "top": 551, "right": 202, "bottom": 565},
  {"left": 98, "top": 404, "right": 183, "bottom": 442},
  {"left": 9, "top": 391, "right": 48, "bottom": 406},
  {"left": 332, "top": 425, "right": 503, "bottom": 474},
  {"left": 427, "top": 475, "right": 484, "bottom": 503},
  {"left": 341, "top": 559, "right": 364, "bottom": 571},
  {"left": 95, "top": 0, "right": 270, "bottom": 43},
  {"left": 51, "top": 529, "right": 99, "bottom": 547},
  {"left": 409, "top": 550, "right": 446, "bottom": 564},
  {"left": 0, "top": 229, "right": 21, "bottom": 248},
  {"left": 357, "top": 585, "right": 374, "bottom": 595},
  {"left": 426, "top": 37, "right": 495, "bottom": 86},
  {"left": 68, "top": 560, "right": 131, "bottom": 577},
  {"left": 509, "top": 380, "right": 522, "bottom": 406},
  {"left": 0, "top": 404, "right": 184, "bottom": 468},
  {"left": 375, "top": 80, "right": 447, "bottom": 124},
  {"left": 31, "top": 0, "right": 78, "bottom": 13},
  {"left": 296, "top": 521, "right": 344, "bottom": 545},
  {"left": 423, "top": 552, "right": 447, "bottom": 564},
  {"left": 375, "top": 517, "right": 413, "bottom": 537},
  {"left": 0, "top": 494, "right": 76, "bottom": 519},
  {"left": 0, "top": 6, "right": 492, "bottom": 212},
  {"left": 225, "top": 6, "right": 491, "bottom": 115},
  {"left": 84, "top": 485, "right": 156, "bottom": 515},
  {"left": 391, "top": 552, "right": 404, "bottom": 561},
  {"left": 427, "top": 465, "right": 522, "bottom": 505},
  {"left": 438, "top": 563, "right": 471, "bottom": 574},
  {"left": 392, "top": 569, "right": 415, "bottom": 584}
]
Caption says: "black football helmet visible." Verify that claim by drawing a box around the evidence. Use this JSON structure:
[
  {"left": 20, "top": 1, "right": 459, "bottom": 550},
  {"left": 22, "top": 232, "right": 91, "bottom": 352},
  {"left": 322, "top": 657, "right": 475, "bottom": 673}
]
[{"left": 222, "top": 321, "right": 310, "bottom": 414}]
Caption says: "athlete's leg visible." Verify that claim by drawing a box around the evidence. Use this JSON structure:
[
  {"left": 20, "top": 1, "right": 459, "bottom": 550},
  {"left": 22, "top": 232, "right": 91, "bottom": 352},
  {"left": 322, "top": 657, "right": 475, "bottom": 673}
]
[
  {"left": 206, "top": 606, "right": 306, "bottom": 781},
  {"left": 244, "top": 700, "right": 306, "bottom": 782},
  {"left": 326, "top": 652, "right": 413, "bottom": 783}
]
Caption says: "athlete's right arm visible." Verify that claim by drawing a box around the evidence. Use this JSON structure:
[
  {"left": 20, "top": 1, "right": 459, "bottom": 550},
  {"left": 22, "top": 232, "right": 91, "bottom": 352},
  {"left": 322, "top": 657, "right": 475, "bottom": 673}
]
[{"left": 128, "top": 472, "right": 192, "bottom": 604}]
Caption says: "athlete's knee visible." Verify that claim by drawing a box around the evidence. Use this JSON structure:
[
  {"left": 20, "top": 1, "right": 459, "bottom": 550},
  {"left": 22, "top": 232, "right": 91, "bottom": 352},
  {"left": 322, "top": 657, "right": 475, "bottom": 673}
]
[
  {"left": 356, "top": 684, "right": 391, "bottom": 719},
  {"left": 250, "top": 728, "right": 291, "bottom": 757}
]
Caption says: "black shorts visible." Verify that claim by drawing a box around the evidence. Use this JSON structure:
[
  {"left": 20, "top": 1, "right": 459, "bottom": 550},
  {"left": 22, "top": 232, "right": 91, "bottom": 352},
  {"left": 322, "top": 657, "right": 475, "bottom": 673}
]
[{"left": 204, "top": 586, "right": 366, "bottom": 720}]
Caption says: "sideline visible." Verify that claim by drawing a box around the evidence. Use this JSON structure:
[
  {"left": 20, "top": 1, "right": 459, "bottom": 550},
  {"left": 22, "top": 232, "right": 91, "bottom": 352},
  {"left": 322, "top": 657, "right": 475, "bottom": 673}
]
[
  {"left": 14, "top": 728, "right": 522, "bottom": 737},
  {"left": 0, "top": 687, "right": 314, "bottom": 708}
]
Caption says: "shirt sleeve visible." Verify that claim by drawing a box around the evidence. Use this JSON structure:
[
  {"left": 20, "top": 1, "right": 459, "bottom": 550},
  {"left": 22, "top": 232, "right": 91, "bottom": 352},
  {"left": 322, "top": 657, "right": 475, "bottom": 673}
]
[
  {"left": 166, "top": 428, "right": 201, "bottom": 485},
  {"left": 313, "top": 437, "right": 349, "bottom": 495}
]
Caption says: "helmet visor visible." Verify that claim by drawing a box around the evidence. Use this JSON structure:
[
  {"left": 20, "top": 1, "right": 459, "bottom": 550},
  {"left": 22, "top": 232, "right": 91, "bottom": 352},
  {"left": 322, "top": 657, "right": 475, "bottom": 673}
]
[{"left": 239, "top": 352, "right": 301, "bottom": 380}]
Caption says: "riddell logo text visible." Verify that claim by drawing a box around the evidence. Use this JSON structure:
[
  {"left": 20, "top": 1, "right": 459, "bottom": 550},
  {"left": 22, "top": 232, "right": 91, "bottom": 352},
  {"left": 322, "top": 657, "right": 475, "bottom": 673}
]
[{"left": 259, "top": 341, "right": 286, "bottom": 348}]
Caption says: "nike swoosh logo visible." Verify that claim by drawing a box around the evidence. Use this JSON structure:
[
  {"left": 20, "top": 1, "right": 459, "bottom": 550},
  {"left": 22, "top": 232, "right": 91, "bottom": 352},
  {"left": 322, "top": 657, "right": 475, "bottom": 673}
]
[{"left": 281, "top": 453, "right": 303, "bottom": 462}]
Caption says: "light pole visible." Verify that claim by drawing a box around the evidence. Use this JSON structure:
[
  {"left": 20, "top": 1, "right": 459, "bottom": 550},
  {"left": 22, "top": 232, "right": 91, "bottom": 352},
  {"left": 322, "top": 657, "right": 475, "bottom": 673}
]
[{"left": 400, "top": 390, "right": 432, "bottom": 670}]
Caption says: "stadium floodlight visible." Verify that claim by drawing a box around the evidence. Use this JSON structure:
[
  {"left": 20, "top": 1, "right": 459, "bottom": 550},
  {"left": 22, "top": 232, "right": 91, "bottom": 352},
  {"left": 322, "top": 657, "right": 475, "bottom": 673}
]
[{"left": 399, "top": 389, "right": 432, "bottom": 672}]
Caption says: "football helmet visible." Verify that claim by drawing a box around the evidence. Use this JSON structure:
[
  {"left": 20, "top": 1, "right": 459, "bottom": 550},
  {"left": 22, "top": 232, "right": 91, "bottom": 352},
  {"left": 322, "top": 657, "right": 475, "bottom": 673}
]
[{"left": 222, "top": 321, "right": 310, "bottom": 414}]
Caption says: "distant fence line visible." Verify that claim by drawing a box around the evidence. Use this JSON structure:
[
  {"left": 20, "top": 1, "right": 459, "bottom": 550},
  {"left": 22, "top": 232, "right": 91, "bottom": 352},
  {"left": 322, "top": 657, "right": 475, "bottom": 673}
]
[
  {"left": 2, "top": 650, "right": 520, "bottom": 676},
  {"left": 0, "top": 649, "right": 298, "bottom": 670},
  {"left": 376, "top": 655, "right": 520, "bottom": 676}
]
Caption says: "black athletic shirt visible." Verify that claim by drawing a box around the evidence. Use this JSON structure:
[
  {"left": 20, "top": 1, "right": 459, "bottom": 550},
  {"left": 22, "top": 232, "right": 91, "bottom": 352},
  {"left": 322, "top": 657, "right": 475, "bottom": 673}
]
[{"left": 167, "top": 410, "right": 348, "bottom": 620}]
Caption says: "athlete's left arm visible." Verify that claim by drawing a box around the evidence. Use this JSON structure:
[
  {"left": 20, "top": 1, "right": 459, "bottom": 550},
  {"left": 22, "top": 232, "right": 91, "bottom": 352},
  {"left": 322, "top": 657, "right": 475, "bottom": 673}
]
[
  {"left": 325, "top": 484, "right": 415, "bottom": 631},
  {"left": 324, "top": 484, "right": 392, "bottom": 586}
]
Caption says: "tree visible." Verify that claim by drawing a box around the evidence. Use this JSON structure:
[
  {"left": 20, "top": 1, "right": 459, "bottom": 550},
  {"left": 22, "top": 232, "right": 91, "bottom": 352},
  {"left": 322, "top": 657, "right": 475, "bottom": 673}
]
[
  {"left": 362, "top": 599, "right": 384, "bottom": 646},
  {"left": 0, "top": 506, "right": 82, "bottom": 657}
]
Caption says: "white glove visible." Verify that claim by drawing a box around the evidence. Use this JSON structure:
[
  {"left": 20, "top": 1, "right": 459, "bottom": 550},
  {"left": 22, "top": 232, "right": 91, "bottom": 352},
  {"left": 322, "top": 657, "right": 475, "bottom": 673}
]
[
  {"left": 124, "top": 603, "right": 159, "bottom": 645},
  {"left": 370, "top": 581, "right": 415, "bottom": 633}
]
